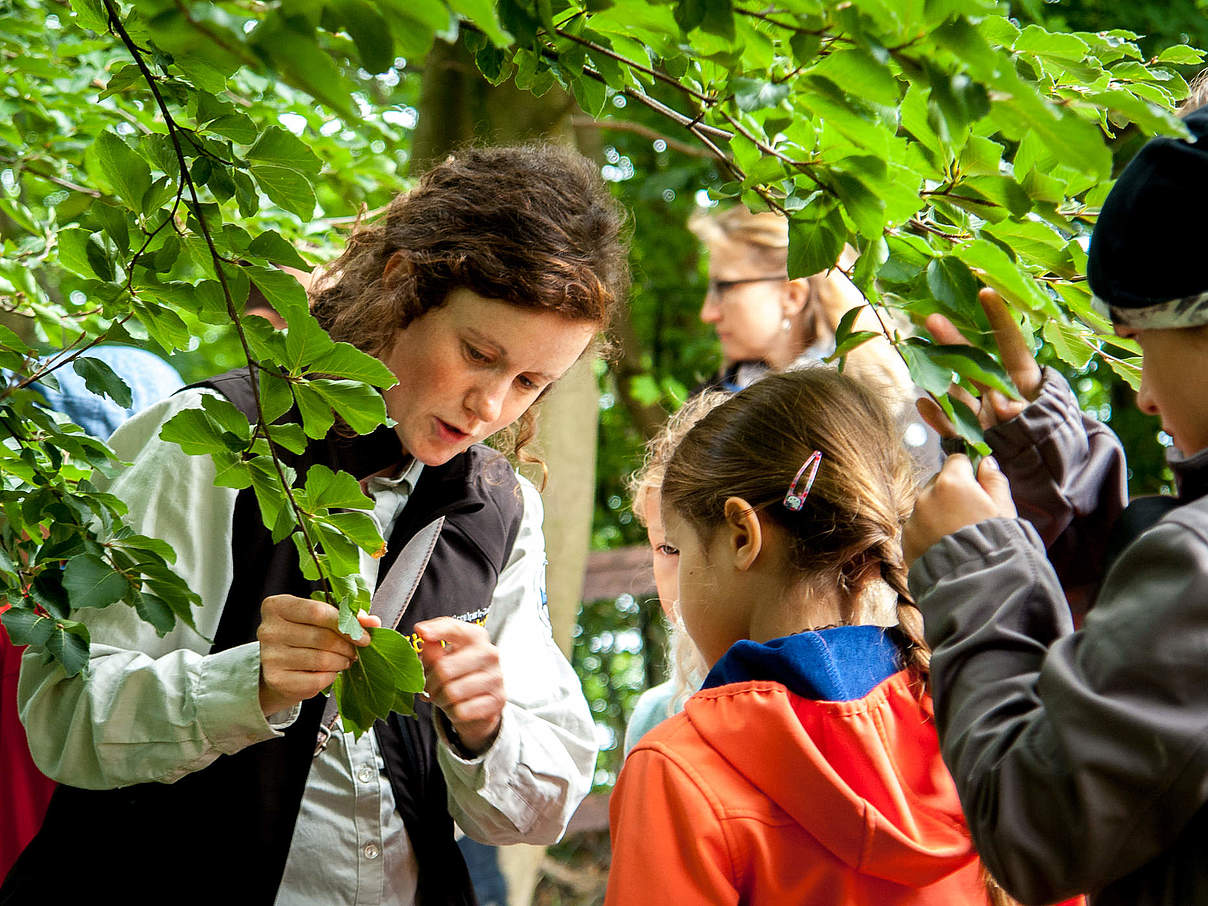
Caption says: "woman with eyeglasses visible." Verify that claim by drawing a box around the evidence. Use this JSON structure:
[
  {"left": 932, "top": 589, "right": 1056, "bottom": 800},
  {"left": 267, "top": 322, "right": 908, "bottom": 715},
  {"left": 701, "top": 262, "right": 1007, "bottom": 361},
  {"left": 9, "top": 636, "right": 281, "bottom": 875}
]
[{"left": 688, "top": 205, "right": 936, "bottom": 465}]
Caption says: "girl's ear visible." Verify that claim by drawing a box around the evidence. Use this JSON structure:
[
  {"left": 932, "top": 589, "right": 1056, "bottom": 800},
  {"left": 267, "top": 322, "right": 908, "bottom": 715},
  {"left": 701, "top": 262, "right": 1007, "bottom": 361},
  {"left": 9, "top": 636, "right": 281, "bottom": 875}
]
[{"left": 722, "top": 496, "right": 764, "bottom": 571}]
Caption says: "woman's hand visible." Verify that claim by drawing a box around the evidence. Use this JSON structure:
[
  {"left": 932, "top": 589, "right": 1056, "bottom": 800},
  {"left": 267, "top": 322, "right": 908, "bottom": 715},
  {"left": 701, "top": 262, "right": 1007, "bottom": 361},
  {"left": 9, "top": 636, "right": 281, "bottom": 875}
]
[
  {"left": 903, "top": 454, "right": 1017, "bottom": 566},
  {"left": 416, "top": 617, "right": 505, "bottom": 757},
  {"left": 257, "top": 595, "right": 379, "bottom": 717},
  {"left": 918, "top": 288, "right": 1044, "bottom": 435}
]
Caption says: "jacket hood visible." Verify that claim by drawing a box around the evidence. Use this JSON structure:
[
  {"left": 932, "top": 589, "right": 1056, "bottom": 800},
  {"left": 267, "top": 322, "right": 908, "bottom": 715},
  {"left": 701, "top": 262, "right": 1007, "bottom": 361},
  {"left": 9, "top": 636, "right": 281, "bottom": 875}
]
[{"left": 686, "top": 627, "right": 976, "bottom": 888}]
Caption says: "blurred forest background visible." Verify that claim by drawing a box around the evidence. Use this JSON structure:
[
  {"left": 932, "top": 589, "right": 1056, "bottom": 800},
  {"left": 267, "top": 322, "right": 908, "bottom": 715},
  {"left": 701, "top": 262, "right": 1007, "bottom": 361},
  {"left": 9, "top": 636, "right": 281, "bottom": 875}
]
[{"left": 3, "top": 0, "right": 1207, "bottom": 901}]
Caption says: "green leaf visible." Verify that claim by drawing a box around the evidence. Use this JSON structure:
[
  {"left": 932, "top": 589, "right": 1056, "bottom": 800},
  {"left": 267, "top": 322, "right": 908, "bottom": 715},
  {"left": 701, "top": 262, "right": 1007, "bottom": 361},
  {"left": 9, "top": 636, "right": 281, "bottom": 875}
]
[
  {"left": 448, "top": 0, "right": 512, "bottom": 47},
  {"left": 293, "top": 383, "right": 336, "bottom": 439},
  {"left": 284, "top": 316, "right": 336, "bottom": 373},
  {"left": 331, "top": 0, "right": 395, "bottom": 72},
  {"left": 249, "top": 165, "right": 317, "bottom": 219},
  {"left": 1042, "top": 319, "right": 1095, "bottom": 369},
  {"left": 571, "top": 75, "right": 607, "bottom": 117},
  {"left": 304, "top": 464, "right": 375, "bottom": 511},
  {"left": 335, "top": 626, "right": 425, "bottom": 739},
  {"left": 953, "top": 239, "right": 1056, "bottom": 316},
  {"left": 899, "top": 339, "right": 954, "bottom": 396},
  {"left": 92, "top": 132, "right": 152, "bottom": 212},
  {"left": 247, "top": 265, "right": 311, "bottom": 325},
  {"left": 73, "top": 357, "right": 133, "bottom": 408},
  {"left": 248, "top": 231, "right": 311, "bottom": 270},
  {"left": 58, "top": 229, "right": 110, "bottom": 280},
  {"left": 811, "top": 47, "right": 900, "bottom": 107},
  {"left": 69, "top": 0, "right": 109, "bottom": 33},
  {"left": 926, "top": 256, "right": 979, "bottom": 319},
  {"left": 921, "top": 344, "right": 1019, "bottom": 399},
  {"left": 832, "top": 171, "right": 886, "bottom": 238},
  {"left": 63, "top": 553, "right": 130, "bottom": 609},
  {"left": 731, "top": 77, "right": 790, "bottom": 112},
  {"left": 135, "top": 592, "right": 176, "bottom": 636},
  {"left": 247, "top": 126, "right": 323, "bottom": 176},
  {"left": 309, "top": 379, "right": 388, "bottom": 434},
  {"left": 46, "top": 619, "right": 91, "bottom": 677},
  {"left": 1156, "top": 45, "right": 1205, "bottom": 66},
  {"left": 326, "top": 511, "right": 386, "bottom": 557},
  {"left": 206, "top": 113, "right": 258, "bottom": 144},
  {"left": 308, "top": 342, "right": 397, "bottom": 388},
  {"left": 132, "top": 301, "right": 191, "bottom": 352},
  {"left": 2, "top": 607, "right": 54, "bottom": 648},
  {"left": 787, "top": 204, "right": 845, "bottom": 279},
  {"left": 160, "top": 407, "right": 236, "bottom": 455},
  {"left": 823, "top": 304, "right": 879, "bottom": 370}
]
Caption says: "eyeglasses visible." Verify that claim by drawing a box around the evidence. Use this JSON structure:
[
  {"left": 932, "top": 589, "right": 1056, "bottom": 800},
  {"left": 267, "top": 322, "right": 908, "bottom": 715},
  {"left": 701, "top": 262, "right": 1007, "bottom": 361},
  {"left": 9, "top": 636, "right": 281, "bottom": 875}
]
[{"left": 705, "top": 275, "right": 786, "bottom": 297}]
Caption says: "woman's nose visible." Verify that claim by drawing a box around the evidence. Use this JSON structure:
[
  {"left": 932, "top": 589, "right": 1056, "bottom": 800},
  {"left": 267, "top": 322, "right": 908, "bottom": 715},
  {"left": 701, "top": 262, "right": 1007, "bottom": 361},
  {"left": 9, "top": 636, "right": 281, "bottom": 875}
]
[{"left": 467, "top": 378, "right": 507, "bottom": 423}]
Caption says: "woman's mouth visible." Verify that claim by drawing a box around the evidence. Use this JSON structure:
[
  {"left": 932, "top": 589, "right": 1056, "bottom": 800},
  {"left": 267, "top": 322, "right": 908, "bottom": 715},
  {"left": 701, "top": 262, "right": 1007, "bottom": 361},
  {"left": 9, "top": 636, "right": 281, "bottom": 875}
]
[{"left": 435, "top": 418, "right": 470, "bottom": 443}]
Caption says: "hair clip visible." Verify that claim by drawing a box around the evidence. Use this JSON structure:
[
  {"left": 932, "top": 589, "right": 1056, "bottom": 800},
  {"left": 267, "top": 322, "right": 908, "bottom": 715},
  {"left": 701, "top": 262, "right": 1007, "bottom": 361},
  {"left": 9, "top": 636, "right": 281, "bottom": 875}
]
[{"left": 783, "top": 450, "right": 823, "bottom": 511}]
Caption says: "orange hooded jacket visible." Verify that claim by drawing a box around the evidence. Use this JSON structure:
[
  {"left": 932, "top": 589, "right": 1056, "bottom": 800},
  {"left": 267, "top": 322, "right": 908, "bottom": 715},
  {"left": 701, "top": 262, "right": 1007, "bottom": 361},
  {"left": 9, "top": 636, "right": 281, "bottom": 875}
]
[{"left": 607, "top": 667, "right": 991, "bottom": 904}]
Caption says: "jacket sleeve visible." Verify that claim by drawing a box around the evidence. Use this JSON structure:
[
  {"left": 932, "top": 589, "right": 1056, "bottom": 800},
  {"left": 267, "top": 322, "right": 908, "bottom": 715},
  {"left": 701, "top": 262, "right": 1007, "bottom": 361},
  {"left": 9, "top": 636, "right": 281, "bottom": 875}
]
[
  {"left": 605, "top": 742, "right": 739, "bottom": 906},
  {"left": 437, "top": 478, "right": 597, "bottom": 845},
  {"left": 985, "top": 367, "right": 1127, "bottom": 608},
  {"left": 17, "top": 391, "right": 279, "bottom": 789},
  {"left": 909, "top": 515, "right": 1208, "bottom": 904}
]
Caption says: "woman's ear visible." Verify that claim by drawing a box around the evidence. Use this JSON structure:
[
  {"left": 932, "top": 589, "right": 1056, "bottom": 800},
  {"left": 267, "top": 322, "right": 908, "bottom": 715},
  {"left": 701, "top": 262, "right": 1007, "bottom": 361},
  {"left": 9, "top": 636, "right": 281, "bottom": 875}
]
[
  {"left": 722, "top": 496, "right": 764, "bottom": 571},
  {"left": 781, "top": 278, "right": 811, "bottom": 319},
  {"left": 381, "top": 249, "right": 413, "bottom": 284}
]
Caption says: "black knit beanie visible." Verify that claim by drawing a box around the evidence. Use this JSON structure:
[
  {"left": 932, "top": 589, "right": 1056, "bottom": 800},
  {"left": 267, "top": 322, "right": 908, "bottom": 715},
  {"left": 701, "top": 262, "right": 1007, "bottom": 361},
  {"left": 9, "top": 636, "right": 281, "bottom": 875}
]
[{"left": 1089, "top": 104, "right": 1208, "bottom": 328}]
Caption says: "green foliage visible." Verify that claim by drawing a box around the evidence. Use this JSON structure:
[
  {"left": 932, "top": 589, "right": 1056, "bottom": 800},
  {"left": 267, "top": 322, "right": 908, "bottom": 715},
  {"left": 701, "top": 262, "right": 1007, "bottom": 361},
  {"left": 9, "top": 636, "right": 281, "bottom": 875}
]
[
  {"left": 0, "top": 0, "right": 448, "bottom": 726},
  {"left": 0, "top": 0, "right": 1201, "bottom": 771}
]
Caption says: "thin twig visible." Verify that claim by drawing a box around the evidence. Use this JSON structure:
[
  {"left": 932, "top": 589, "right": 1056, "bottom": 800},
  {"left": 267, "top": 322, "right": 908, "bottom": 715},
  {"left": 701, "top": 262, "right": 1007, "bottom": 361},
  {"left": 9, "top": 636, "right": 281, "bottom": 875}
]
[
  {"left": 553, "top": 25, "right": 716, "bottom": 106},
  {"left": 103, "top": 0, "right": 332, "bottom": 596},
  {"left": 569, "top": 115, "right": 712, "bottom": 158}
]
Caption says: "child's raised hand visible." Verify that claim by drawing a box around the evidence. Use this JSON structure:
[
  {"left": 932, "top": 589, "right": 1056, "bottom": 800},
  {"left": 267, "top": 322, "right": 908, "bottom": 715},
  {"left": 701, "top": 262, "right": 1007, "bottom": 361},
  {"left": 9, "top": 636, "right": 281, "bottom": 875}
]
[
  {"left": 415, "top": 617, "right": 505, "bottom": 757},
  {"left": 903, "top": 454, "right": 1017, "bottom": 566},
  {"left": 917, "top": 288, "right": 1044, "bottom": 436}
]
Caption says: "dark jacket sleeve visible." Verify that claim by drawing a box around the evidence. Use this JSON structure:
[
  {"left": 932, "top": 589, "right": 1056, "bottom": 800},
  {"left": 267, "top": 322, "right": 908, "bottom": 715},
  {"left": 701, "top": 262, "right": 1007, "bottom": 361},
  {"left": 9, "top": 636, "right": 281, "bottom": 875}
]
[
  {"left": 909, "top": 514, "right": 1208, "bottom": 904},
  {"left": 984, "top": 368, "right": 1127, "bottom": 612}
]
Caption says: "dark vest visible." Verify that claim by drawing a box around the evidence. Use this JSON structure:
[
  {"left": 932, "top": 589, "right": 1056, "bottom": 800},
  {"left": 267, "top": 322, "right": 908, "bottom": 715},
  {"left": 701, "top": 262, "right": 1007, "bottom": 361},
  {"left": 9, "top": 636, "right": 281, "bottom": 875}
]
[{"left": 3, "top": 368, "right": 523, "bottom": 905}]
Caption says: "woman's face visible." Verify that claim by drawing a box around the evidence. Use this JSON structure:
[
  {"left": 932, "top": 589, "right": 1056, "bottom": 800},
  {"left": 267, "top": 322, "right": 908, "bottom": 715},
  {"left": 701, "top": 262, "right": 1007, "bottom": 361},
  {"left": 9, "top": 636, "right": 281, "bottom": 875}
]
[
  {"left": 700, "top": 235, "right": 793, "bottom": 365},
  {"left": 381, "top": 288, "right": 596, "bottom": 465}
]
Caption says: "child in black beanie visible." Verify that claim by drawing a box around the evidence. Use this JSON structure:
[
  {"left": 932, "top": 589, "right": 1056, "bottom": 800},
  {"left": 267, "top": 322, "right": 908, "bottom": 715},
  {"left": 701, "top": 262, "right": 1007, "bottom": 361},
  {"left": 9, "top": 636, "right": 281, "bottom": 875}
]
[{"left": 903, "top": 104, "right": 1208, "bottom": 906}]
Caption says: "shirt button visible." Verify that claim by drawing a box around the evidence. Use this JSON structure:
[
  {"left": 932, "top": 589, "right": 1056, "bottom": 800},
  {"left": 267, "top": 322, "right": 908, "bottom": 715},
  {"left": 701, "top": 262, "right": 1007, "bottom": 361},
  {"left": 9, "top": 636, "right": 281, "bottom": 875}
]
[
  {"left": 363, "top": 843, "right": 380, "bottom": 861},
  {"left": 356, "top": 764, "right": 375, "bottom": 784}
]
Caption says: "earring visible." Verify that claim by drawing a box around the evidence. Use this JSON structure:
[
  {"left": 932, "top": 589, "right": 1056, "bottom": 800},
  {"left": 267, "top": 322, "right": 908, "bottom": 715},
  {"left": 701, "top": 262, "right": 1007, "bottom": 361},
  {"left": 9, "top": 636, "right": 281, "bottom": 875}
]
[{"left": 781, "top": 315, "right": 792, "bottom": 332}]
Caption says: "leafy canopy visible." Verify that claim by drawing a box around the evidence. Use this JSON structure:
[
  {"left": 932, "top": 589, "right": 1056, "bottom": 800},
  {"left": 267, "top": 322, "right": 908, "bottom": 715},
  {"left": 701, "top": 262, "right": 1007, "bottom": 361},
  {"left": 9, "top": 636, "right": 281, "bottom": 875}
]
[{"left": 0, "top": 0, "right": 1198, "bottom": 732}]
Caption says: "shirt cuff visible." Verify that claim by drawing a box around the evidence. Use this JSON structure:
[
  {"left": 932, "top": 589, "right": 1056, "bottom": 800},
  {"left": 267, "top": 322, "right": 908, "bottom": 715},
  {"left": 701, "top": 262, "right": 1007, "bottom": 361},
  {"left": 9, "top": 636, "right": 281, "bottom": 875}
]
[
  {"left": 437, "top": 705, "right": 539, "bottom": 835},
  {"left": 195, "top": 641, "right": 283, "bottom": 754}
]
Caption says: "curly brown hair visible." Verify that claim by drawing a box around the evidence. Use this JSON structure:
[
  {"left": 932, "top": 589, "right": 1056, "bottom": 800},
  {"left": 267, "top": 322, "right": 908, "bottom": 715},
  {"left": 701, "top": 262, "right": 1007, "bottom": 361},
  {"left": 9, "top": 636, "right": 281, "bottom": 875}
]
[{"left": 310, "top": 143, "right": 630, "bottom": 457}]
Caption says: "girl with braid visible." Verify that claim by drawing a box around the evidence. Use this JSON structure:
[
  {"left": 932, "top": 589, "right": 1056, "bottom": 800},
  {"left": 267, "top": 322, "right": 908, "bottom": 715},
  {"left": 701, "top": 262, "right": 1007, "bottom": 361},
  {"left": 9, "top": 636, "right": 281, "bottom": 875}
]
[{"left": 605, "top": 367, "right": 1043, "bottom": 906}]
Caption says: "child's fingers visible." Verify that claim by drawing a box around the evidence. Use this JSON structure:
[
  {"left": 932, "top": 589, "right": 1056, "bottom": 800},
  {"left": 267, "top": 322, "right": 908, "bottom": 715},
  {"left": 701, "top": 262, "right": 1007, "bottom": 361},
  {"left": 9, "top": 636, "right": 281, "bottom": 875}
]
[
  {"left": 978, "top": 289, "right": 1043, "bottom": 401},
  {"left": 924, "top": 312, "right": 971, "bottom": 347},
  {"left": 977, "top": 456, "right": 1017, "bottom": 518},
  {"left": 916, "top": 396, "right": 957, "bottom": 438}
]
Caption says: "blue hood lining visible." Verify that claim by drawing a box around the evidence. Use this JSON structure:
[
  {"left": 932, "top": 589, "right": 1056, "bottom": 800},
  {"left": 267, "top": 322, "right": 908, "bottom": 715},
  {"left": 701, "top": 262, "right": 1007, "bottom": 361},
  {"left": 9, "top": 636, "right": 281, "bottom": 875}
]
[{"left": 702, "top": 625, "right": 905, "bottom": 702}]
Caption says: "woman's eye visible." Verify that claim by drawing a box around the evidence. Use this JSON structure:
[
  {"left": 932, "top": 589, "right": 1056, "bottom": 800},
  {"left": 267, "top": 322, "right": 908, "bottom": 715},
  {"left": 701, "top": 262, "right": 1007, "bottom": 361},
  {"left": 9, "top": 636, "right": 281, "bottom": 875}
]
[
  {"left": 655, "top": 543, "right": 679, "bottom": 557},
  {"left": 516, "top": 375, "right": 539, "bottom": 392},
  {"left": 465, "top": 344, "right": 490, "bottom": 363}
]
